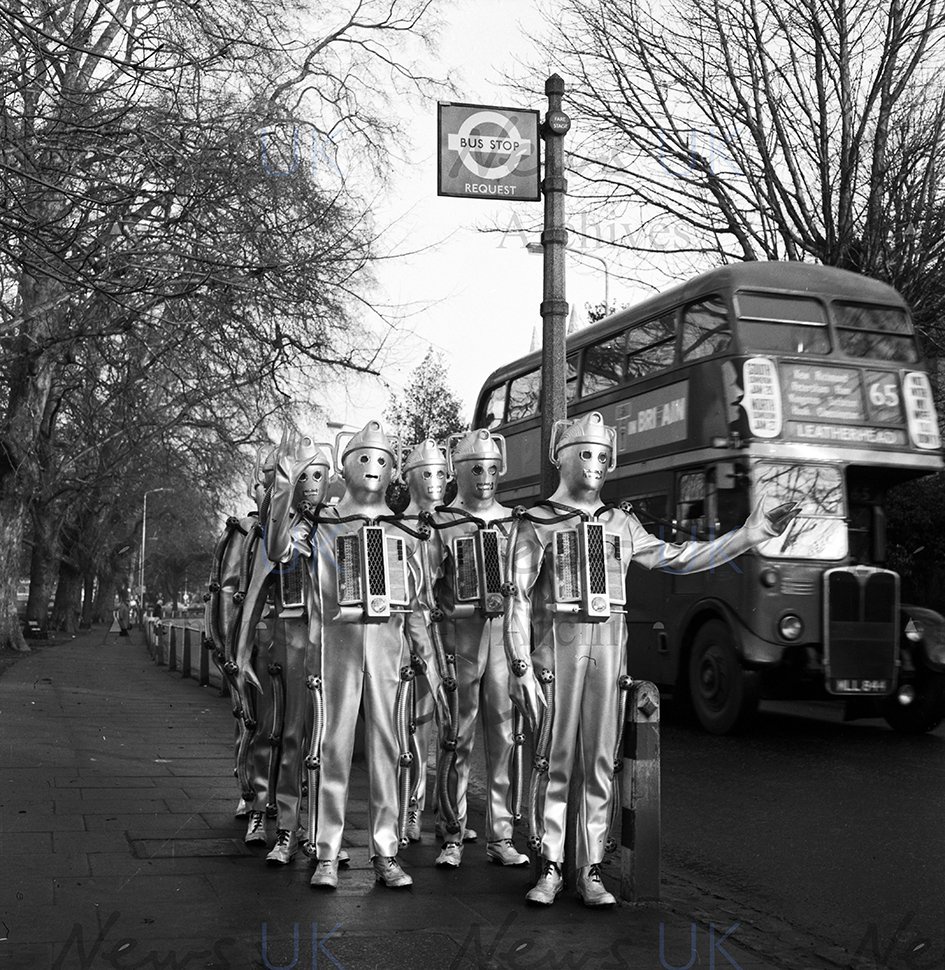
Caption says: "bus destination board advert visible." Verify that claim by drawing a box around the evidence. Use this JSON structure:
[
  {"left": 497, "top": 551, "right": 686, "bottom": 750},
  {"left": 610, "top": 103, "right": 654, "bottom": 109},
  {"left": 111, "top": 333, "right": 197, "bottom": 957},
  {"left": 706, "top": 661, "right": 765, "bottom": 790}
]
[{"left": 615, "top": 381, "right": 689, "bottom": 452}]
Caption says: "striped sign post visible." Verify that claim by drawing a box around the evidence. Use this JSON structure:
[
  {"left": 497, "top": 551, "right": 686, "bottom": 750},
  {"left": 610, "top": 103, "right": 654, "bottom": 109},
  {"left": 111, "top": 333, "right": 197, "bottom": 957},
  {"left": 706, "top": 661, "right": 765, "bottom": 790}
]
[{"left": 620, "top": 681, "right": 661, "bottom": 901}]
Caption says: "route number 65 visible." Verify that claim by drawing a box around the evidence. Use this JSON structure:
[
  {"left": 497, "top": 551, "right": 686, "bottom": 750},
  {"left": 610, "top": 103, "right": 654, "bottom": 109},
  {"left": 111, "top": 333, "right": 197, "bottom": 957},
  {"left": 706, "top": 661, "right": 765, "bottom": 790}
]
[{"left": 868, "top": 379, "right": 900, "bottom": 408}]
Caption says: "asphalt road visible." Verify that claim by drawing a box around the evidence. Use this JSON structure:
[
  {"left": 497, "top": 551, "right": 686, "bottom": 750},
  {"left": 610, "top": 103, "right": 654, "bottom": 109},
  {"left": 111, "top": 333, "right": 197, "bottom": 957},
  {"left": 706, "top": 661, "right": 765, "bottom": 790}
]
[{"left": 659, "top": 698, "right": 945, "bottom": 968}]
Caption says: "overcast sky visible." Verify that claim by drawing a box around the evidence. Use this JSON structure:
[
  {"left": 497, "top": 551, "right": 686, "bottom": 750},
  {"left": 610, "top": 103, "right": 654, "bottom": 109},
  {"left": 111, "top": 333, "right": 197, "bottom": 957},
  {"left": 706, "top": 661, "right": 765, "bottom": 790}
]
[{"left": 318, "top": 0, "right": 647, "bottom": 437}]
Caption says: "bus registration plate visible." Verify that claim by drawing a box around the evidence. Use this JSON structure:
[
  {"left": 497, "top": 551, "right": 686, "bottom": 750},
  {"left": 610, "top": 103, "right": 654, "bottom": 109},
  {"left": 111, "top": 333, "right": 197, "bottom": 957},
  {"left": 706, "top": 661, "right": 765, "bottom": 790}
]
[{"left": 829, "top": 678, "right": 889, "bottom": 693}]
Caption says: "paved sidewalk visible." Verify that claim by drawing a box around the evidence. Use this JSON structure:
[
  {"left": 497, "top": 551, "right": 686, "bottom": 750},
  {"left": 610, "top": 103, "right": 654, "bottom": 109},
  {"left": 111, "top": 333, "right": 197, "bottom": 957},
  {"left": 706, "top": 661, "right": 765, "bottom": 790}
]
[{"left": 0, "top": 627, "right": 848, "bottom": 970}]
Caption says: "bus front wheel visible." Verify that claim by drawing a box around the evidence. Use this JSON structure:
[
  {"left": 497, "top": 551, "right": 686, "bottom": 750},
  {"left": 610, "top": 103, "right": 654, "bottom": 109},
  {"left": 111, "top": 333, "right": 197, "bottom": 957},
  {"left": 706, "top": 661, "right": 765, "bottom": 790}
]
[
  {"left": 688, "top": 620, "right": 760, "bottom": 735},
  {"left": 883, "top": 669, "right": 945, "bottom": 734}
]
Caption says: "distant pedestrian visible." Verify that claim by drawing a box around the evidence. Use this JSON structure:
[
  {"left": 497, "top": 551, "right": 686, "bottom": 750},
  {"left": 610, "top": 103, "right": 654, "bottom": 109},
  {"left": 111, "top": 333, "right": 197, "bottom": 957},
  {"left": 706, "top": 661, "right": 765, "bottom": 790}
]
[{"left": 117, "top": 597, "right": 131, "bottom": 637}]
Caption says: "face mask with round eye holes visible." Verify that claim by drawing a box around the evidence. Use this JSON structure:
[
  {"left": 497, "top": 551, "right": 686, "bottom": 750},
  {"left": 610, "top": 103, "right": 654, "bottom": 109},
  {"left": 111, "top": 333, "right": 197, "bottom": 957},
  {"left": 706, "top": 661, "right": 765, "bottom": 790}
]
[
  {"left": 579, "top": 447, "right": 611, "bottom": 464},
  {"left": 347, "top": 449, "right": 391, "bottom": 490}
]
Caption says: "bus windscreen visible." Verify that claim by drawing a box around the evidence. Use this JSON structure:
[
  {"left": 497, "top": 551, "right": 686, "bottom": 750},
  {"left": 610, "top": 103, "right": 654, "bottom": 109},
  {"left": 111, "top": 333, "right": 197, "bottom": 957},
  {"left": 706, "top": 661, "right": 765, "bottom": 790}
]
[{"left": 753, "top": 461, "right": 847, "bottom": 560}]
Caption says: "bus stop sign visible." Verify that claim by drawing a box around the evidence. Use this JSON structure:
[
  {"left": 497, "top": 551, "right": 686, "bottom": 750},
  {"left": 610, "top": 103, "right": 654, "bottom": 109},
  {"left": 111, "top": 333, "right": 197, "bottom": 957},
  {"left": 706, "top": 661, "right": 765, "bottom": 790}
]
[{"left": 438, "top": 102, "right": 540, "bottom": 201}]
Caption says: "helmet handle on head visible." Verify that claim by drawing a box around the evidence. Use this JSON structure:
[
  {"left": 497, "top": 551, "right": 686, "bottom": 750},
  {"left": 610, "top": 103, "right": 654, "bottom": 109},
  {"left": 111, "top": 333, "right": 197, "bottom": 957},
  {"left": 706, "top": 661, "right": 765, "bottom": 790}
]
[
  {"left": 298, "top": 438, "right": 335, "bottom": 479},
  {"left": 549, "top": 418, "right": 617, "bottom": 472},
  {"left": 445, "top": 431, "right": 508, "bottom": 479},
  {"left": 334, "top": 429, "right": 402, "bottom": 481},
  {"left": 400, "top": 439, "right": 450, "bottom": 485},
  {"left": 247, "top": 446, "right": 275, "bottom": 499}
]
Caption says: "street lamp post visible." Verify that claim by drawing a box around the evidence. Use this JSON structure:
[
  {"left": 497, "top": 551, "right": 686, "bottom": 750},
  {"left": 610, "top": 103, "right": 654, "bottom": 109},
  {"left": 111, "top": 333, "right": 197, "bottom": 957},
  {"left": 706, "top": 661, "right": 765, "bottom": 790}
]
[
  {"left": 526, "top": 241, "right": 610, "bottom": 314},
  {"left": 574, "top": 250, "right": 610, "bottom": 312},
  {"left": 139, "top": 487, "right": 169, "bottom": 623}
]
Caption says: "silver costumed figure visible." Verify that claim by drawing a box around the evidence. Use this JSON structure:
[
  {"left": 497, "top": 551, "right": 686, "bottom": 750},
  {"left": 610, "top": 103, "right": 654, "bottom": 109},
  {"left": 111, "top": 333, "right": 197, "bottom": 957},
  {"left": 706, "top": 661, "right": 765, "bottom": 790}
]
[{"left": 504, "top": 411, "right": 799, "bottom": 907}]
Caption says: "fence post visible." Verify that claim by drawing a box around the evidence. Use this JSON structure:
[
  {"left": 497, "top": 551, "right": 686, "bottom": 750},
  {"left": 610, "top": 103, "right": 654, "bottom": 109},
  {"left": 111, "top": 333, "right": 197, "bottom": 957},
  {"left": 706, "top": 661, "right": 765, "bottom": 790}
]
[
  {"left": 199, "top": 632, "right": 210, "bottom": 687},
  {"left": 181, "top": 627, "right": 192, "bottom": 678},
  {"left": 620, "top": 681, "right": 660, "bottom": 902},
  {"left": 168, "top": 625, "right": 178, "bottom": 672}
]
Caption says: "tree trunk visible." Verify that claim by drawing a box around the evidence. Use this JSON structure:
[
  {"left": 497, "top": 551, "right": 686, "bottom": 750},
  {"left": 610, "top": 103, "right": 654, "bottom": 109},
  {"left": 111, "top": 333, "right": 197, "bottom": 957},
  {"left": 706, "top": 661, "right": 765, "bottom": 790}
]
[
  {"left": 92, "top": 568, "right": 119, "bottom": 624},
  {"left": 51, "top": 560, "right": 82, "bottom": 635},
  {"left": 51, "top": 519, "right": 84, "bottom": 634},
  {"left": 26, "top": 507, "right": 59, "bottom": 627},
  {"left": 80, "top": 572, "right": 96, "bottom": 629},
  {"left": 1, "top": 269, "right": 60, "bottom": 651},
  {"left": 0, "top": 489, "right": 30, "bottom": 652}
]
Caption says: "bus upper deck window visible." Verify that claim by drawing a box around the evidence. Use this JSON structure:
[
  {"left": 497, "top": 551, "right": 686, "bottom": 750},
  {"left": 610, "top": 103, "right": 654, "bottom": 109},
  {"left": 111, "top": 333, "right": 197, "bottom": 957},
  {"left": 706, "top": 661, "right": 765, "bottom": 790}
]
[
  {"left": 833, "top": 303, "right": 918, "bottom": 363},
  {"left": 481, "top": 383, "right": 508, "bottom": 429},
  {"left": 681, "top": 296, "right": 731, "bottom": 361},
  {"left": 506, "top": 369, "right": 541, "bottom": 422},
  {"left": 582, "top": 335, "right": 625, "bottom": 396},
  {"left": 737, "top": 292, "right": 830, "bottom": 354},
  {"left": 627, "top": 338, "right": 675, "bottom": 380},
  {"left": 566, "top": 354, "right": 579, "bottom": 403},
  {"left": 625, "top": 315, "right": 676, "bottom": 379}
]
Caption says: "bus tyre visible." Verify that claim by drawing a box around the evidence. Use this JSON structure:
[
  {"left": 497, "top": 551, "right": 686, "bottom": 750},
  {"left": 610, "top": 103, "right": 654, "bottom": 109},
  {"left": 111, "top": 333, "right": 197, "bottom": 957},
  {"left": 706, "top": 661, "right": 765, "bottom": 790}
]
[
  {"left": 883, "top": 670, "right": 945, "bottom": 735},
  {"left": 688, "top": 620, "right": 760, "bottom": 735}
]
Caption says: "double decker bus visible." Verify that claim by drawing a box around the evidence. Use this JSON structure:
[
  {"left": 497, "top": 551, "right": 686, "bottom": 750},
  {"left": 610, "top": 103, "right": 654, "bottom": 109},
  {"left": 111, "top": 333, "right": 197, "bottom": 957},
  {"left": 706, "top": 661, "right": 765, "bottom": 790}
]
[{"left": 475, "top": 262, "right": 945, "bottom": 734}]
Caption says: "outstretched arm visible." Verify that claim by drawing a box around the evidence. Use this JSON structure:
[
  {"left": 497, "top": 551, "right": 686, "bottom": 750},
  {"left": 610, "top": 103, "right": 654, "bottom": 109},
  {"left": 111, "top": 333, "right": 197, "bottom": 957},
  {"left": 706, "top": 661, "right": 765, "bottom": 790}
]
[{"left": 629, "top": 499, "right": 800, "bottom": 573}]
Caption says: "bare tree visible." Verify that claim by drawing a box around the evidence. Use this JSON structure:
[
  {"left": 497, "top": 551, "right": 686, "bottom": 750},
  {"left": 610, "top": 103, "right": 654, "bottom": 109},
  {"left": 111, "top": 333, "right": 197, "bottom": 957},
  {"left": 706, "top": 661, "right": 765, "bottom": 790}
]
[
  {"left": 0, "top": 0, "right": 441, "bottom": 650},
  {"left": 534, "top": 0, "right": 945, "bottom": 340}
]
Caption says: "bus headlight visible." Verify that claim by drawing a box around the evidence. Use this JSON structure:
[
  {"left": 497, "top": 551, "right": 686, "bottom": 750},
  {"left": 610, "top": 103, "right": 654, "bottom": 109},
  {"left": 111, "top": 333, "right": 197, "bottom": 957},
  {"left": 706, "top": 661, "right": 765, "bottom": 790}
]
[{"left": 778, "top": 614, "right": 803, "bottom": 641}]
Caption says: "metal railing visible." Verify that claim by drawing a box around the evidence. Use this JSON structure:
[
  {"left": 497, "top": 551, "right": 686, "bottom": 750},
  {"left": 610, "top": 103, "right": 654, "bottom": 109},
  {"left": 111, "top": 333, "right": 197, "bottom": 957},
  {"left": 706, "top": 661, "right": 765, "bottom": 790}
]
[{"left": 143, "top": 616, "right": 221, "bottom": 691}]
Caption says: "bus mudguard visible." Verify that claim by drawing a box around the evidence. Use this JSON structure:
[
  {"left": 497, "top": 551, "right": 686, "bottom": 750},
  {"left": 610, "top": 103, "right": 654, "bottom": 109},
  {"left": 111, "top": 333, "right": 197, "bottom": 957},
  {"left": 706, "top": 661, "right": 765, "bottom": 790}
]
[
  {"left": 681, "top": 600, "right": 787, "bottom": 668},
  {"left": 900, "top": 604, "right": 945, "bottom": 673}
]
